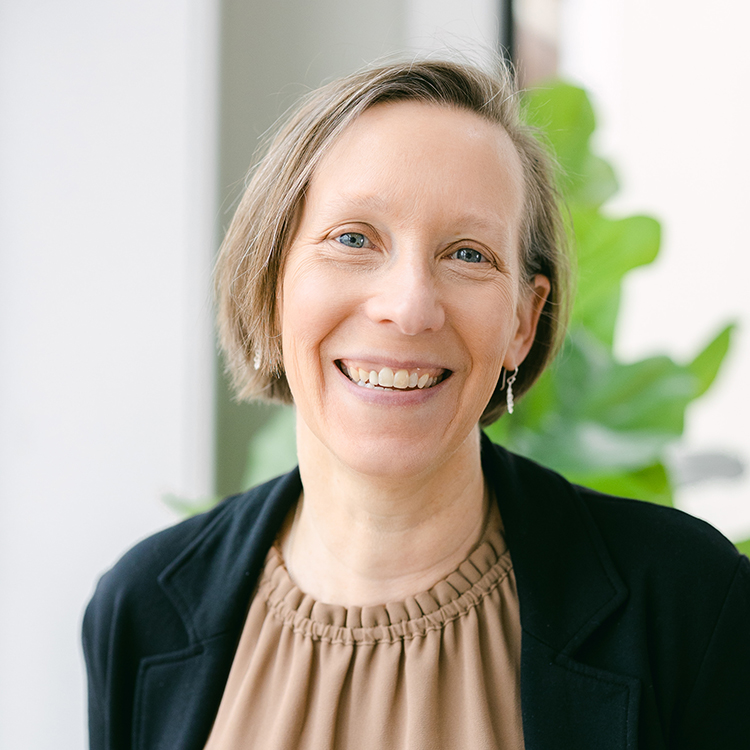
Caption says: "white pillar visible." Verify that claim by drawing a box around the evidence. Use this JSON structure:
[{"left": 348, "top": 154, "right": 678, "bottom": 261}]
[{"left": 0, "top": 1, "right": 218, "bottom": 747}]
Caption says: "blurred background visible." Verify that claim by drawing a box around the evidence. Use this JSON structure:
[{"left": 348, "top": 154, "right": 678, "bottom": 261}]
[{"left": 1, "top": 0, "right": 748, "bottom": 747}]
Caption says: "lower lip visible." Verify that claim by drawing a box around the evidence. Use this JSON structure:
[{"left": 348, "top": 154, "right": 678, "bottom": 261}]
[{"left": 335, "top": 364, "right": 448, "bottom": 405}]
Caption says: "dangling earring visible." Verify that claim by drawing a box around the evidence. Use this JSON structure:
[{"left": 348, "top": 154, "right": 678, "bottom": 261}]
[
  {"left": 505, "top": 367, "right": 518, "bottom": 414},
  {"left": 253, "top": 349, "right": 262, "bottom": 370}
]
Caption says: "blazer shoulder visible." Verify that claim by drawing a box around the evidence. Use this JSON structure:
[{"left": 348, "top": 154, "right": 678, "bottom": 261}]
[
  {"left": 91, "top": 495, "right": 224, "bottom": 603},
  {"left": 576, "top": 484, "right": 745, "bottom": 587},
  {"left": 484, "top": 436, "right": 743, "bottom": 588},
  {"left": 85, "top": 473, "right": 292, "bottom": 631}
]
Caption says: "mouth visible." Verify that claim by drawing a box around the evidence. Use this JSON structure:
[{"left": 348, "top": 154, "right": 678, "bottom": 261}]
[{"left": 336, "top": 360, "right": 450, "bottom": 391}]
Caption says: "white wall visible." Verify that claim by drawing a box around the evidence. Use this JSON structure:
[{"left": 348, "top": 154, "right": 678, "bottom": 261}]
[
  {"left": 406, "top": 0, "right": 500, "bottom": 65},
  {"left": 0, "top": 1, "right": 218, "bottom": 747},
  {"left": 560, "top": 0, "right": 750, "bottom": 540}
]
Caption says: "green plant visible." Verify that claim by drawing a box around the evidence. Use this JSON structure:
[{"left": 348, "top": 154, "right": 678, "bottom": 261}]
[{"left": 487, "top": 82, "right": 740, "bottom": 523}]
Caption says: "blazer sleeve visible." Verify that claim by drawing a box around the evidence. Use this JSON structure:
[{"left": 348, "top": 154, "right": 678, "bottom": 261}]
[
  {"left": 81, "top": 521, "right": 199, "bottom": 750},
  {"left": 81, "top": 562, "right": 156, "bottom": 750},
  {"left": 671, "top": 554, "right": 750, "bottom": 748},
  {"left": 82, "top": 584, "right": 111, "bottom": 749}
]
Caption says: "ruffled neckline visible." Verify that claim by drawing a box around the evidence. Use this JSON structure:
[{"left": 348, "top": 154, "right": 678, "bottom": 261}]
[{"left": 255, "top": 524, "right": 513, "bottom": 646}]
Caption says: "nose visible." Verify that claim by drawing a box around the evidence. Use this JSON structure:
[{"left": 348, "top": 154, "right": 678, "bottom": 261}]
[{"left": 363, "top": 253, "right": 445, "bottom": 335}]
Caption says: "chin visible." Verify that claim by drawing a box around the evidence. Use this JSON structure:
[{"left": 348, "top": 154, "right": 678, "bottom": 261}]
[
  {"left": 346, "top": 443, "right": 427, "bottom": 479},
  {"left": 328, "top": 425, "right": 469, "bottom": 482}
]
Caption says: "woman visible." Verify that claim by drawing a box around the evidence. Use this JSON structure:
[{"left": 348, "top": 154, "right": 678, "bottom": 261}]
[{"left": 84, "top": 60, "right": 750, "bottom": 749}]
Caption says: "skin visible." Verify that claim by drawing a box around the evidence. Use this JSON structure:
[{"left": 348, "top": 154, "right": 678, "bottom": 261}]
[{"left": 278, "top": 101, "right": 550, "bottom": 607}]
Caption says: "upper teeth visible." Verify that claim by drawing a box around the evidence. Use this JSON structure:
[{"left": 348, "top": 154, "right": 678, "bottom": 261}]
[{"left": 344, "top": 364, "right": 440, "bottom": 390}]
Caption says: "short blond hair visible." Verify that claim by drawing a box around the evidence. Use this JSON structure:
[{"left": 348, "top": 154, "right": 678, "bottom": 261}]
[{"left": 215, "top": 58, "right": 571, "bottom": 425}]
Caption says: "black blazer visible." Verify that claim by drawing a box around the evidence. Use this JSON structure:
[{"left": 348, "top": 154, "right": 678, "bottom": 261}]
[{"left": 83, "top": 437, "right": 750, "bottom": 749}]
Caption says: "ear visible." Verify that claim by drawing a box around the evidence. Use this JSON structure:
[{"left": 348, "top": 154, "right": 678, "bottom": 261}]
[{"left": 504, "top": 274, "right": 551, "bottom": 369}]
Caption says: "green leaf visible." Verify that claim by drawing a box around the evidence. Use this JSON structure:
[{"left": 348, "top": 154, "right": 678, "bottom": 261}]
[
  {"left": 507, "top": 420, "right": 676, "bottom": 476},
  {"left": 552, "top": 331, "right": 696, "bottom": 434},
  {"left": 551, "top": 329, "right": 612, "bottom": 412},
  {"left": 735, "top": 537, "right": 750, "bottom": 557},
  {"left": 574, "top": 212, "right": 661, "bottom": 278},
  {"left": 500, "top": 330, "right": 702, "bottom": 477},
  {"left": 567, "top": 463, "right": 674, "bottom": 507},
  {"left": 523, "top": 82, "right": 595, "bottom": 188},
  {"left": 523, "top": 82, "right": 618, "bottom": 209},
  {"left": 491, "top": 80, "right": 737, "bottom": 527},
  {"left": 578, "top": 285, "right": 621, "bottom": 348},
  {"left": 582, "top": 355, "right": 697, "bottom": 434},
  {"left": 570, "top": 154, "right": 619, "bottom": 208},
  {"left": 572, "top": 212, "right": 661, "bottom": 344},
  {"left": 687, "top": 323, "right": 736, "bottom": 397}
]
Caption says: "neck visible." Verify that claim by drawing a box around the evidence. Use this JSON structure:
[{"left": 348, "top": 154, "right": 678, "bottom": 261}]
[{"left": 281, "top": 421, "right": 488, "bottom": 607}]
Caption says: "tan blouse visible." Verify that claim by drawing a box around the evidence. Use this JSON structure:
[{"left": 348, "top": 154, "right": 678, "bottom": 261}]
[{"left": 204, "top": 506, "right": 524, "bottom": 749}]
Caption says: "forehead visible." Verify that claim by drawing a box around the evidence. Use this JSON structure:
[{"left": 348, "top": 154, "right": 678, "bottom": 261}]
[
  {"left": 329, "top": 98, "right": 517, "bottom": 150},
  {"left": 306, "top": 101, "right": 526, "bottom": 230}
]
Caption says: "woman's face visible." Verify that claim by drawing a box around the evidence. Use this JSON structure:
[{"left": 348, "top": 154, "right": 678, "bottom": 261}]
[{"left": 280, "top": 101, "right": 549, "bottom": 479}]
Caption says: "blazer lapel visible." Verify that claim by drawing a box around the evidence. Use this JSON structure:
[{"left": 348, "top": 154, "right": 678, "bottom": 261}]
[
  {"left": 133, "top": 470, "right": 302, "bottom": 750},
  {"left": 482, "top": 436, "right": 641, "bottom": 749}
]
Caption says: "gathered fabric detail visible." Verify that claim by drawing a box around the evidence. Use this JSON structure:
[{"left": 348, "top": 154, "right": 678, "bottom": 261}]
[
  {"left": 203, "top": 504, "right": 525, "bottom": 750},
  {"left": 259, "top": 527, "right": 512, "bottom": 646}
]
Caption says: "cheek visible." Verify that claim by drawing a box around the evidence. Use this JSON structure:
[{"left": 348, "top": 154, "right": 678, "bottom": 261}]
[
  {"left": 472, "top": 329, "right": 507, "bottom": 403},
  {"left": 280, "top": 264, "right": 359, "bottom": 378},
  {"left": 452, "top": 284, "right": 517, "bottom": 365}
]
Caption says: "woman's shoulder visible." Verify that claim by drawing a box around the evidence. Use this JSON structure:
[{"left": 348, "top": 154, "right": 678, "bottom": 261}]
[
  {"left": 93, "top": 495, "right": 236, "bottom": 603},
  {"left": 528, "top": 450, "right": 749, "bottom": 622},
  {"left": 484, "top": 437, "right": 747, "bottom": 603},
  {"left": 86, "top": 470, "right": 300, "bottom": 619},
  {"left": 486, "top": 437, "right": 743, "bottom": 570},
  {"left": 490, "top": 441, "right": 750, "bottom": 687},
  {"left": 575, "top": 482, "right": 746, "bottom": 584}
]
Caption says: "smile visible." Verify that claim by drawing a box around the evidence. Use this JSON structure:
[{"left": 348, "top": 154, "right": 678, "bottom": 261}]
[{"left": 336, "top": 360, "right": 449, "bottom": 391}]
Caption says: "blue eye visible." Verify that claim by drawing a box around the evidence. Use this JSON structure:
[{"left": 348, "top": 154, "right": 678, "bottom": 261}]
[
  {"left": 452, "top": 247, "right": 485, "bottom": 263},
  {"left": 337, "top": 232, "right": 367, "bottom": 248}
]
